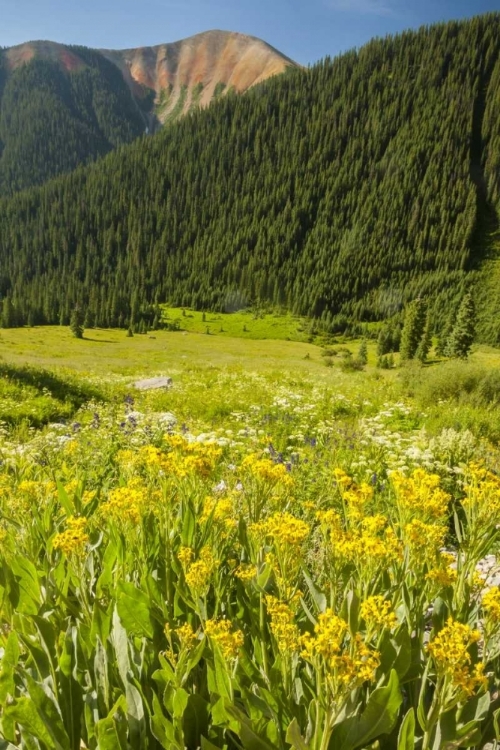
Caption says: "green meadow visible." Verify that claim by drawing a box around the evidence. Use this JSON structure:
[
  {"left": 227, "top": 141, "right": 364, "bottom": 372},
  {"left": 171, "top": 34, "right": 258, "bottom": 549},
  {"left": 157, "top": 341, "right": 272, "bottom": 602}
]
[{"left": 2, "top": 315, "right": 500, "bottom": 748}]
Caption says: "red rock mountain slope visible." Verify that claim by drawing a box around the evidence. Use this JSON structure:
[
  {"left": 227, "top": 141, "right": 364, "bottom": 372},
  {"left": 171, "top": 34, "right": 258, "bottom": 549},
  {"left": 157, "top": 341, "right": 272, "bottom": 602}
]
[{"left": 5, "top": 31, "right": 297, "bottom": 125}]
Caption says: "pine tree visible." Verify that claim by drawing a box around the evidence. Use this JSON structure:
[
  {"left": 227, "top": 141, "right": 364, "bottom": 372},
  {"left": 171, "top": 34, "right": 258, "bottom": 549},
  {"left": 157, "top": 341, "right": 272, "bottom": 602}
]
[
  {"left": 416, "top": 311, "right": 433, "bottom": 363},
  {"left": 70, "top": 306, "right": 84, "bottom": 339},
  {"left": 400, "top": 299, "right": 427, "bottom": 361},
  {"left": 447, "top": 293, "right": 476, "bottom": 359},
  {"left": 357, "top": 339, "right": 368, "bottom": 365}
]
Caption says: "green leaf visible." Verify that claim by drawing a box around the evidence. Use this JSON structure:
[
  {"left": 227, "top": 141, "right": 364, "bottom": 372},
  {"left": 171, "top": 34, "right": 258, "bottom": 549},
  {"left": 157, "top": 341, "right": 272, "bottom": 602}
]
[
  {"left": 183, "top": 694, "right": 210, "bottom": 749},
  {"left": 181, "top": 503, "right": 196, "bottom": 546},
  {"left": 201, "top": 737, "right": 221, "bottom": 750},
  {"left": 302, "top": 569, "right": 326, "bottom": 614},
  {"left": 23, "top": 674, "right": 71, "bottom": 750},
  {"left": 207, "top": 644, "right": 233, "bottom": 700},
  {"left": 173, "top": 687, "right": 189, "bottom": 719},
  {"left": 9, "top": 557, "right": 41, "bottom": 614},
  {"left": 397, "top": 708, "right": 415, "bottom": 750},
  {"left": 95, "top": 702, "right": 128, "bottom": 750},
  {"left": 225, "top": 704, "right": 278, "bottom": 750},
  {"left": 4, "top": 697, "right": 56, "bottom": 749},
  {"left": 116, "top": 581, "right": 154, "bottom": 639},
  {"left": 286, "top": 717, "right": 309, "bottom": 750},
  {"left": 329, "top": 670, "right": 402, "bottom": 750},
  {"left": 57, "top": 480, "right": 75, "bottom": 517}
]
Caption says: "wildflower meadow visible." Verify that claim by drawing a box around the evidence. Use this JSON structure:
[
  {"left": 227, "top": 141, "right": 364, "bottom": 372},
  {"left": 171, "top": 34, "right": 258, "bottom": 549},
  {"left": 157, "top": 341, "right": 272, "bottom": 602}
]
[{"left": 1, "top": 353, "right": 500, "bottom": 749}]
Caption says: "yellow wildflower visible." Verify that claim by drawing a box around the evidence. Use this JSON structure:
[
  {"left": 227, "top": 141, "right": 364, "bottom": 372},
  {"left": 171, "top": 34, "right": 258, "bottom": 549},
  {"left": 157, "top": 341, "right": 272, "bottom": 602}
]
[
  {"left": 392, "top": 468, "right": 450, "bottom": 521},
  {"left": 242, "top": 454, "right": 294, "bottom": 487},
  {"left": 103, "top": 484, "right": 147, "bottom": 524},
  {"left": 360, "top": 596, "right": 398, "bottom": 631},
  {"left": 184, "top": 547, "right": 216, "bottom": 596},
  {"left": 483, "top": 587, "right": 500, "bottom": 622},
  {"left": 53, "top": 517, "right": 89, "bottom": 556},
  {"left": 204, "top": 619, "right": 243, "bottom": 660},
  {"left": 266, "top": 596, "right": 301, "bottom": 653},
  {"left": 427, "top": 618, "right": 486, "bottom": 697}
]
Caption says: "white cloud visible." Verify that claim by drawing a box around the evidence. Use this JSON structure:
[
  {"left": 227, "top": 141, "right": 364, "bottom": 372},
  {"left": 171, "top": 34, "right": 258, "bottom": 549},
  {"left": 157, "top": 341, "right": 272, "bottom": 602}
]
[{"left": 325, "top": 0, "right": 400, "bottom": 17}]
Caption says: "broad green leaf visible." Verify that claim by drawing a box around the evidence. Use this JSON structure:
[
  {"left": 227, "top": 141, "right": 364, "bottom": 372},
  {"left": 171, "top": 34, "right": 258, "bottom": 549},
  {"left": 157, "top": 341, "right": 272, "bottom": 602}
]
[
  {"left": 116, "top": 581, "right": 154, "bottom": 639},
  {"left": 207, "top": 645, "right": 232, "bottom": 700},
  {"left": 173, "top": 687, "right": 189, "bottom": 719},
  {"left": 183, "top": 694, "right": 210, "bottom": 749},
  {"left": 24, "top": 674, "right": 71, "bottom": 750},
  {"left": 302, "top": 569, "right": 326, "bottom": 614},
  {"left": 9, "top": 557, "right": 41, "bottom": 614},
  {"left": 181, "top": 503, "right": 196, "bottom": 546},
  {"left": 286, "top": 718, "right": 309, "bottom": 750},
  {"left": 329, "top": 670, "right": 402, "bottom": 750},
  {"left": 4, "top": 697, "right": 56, "bottom": 749},
  {"left": 225, "top": 704, "right": 278, "bottom": 750},
  {"left": 151, "top": 692, "right": 179, "bottom": 748},
  {"left": 0, "top": 631, "right": 19, "bottom": 702},
  {"left": 201, "top": 737, "right": 221, "bottom": 750},
  {"left": 397, "top": 708, "right": 415, "bottom": 750}
]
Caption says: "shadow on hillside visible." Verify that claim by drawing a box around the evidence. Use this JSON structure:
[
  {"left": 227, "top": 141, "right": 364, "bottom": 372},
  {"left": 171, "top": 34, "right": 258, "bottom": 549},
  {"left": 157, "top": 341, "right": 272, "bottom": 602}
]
[
  {"left": 83, "top": 337, "right": 115, "bottom": 343},
  {"left": 0, "top": 363, "right": 106, "bottom": 409}
]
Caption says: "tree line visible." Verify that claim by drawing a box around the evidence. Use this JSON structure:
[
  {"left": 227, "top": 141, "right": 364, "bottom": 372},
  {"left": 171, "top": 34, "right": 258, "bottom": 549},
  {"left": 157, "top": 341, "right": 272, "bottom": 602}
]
[{"left": 0, "top": 15, "right": 499, "bottom": 341}]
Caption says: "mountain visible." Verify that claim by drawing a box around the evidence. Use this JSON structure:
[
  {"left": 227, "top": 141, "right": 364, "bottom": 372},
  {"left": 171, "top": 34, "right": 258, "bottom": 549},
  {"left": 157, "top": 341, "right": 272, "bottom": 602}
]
[
  {"left": 0, "top": 32, "right": 296, "bottom": 194},
  {"left": 0, "top": 14, "right": 500, "bottom": 342},
  {"left": 99, "top": 31, "right": 297, "bottom": 125}
]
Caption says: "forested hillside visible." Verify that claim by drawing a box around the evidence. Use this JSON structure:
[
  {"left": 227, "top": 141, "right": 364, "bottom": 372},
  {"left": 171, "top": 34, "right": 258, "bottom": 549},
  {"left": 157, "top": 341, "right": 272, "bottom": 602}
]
[
  {"left": 0, "top": 46, "right": 147, "bottom": 194},
  {"left": 1, "top": 14, "right": 500, "bottom": 339},
  {"left": 0, "top": 33, "right": 295, "bottom": 195}
]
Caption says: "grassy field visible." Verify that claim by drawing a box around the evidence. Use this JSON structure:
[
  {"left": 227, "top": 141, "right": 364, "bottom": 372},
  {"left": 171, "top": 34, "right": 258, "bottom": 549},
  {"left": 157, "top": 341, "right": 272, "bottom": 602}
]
[
  {"left": 161, "top": 307, "right": 312, "bottom": 342},
  {"left": 2, "top": 322, "right": 500, "bottom": 748}
]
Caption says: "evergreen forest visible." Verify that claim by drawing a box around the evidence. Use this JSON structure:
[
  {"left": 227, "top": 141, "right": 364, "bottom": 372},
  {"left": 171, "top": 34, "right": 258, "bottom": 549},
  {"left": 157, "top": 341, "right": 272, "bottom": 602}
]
[
  {"left": 0, "top": 46, "right": 147, "bottom": 195},
  {"left": 1, "top": 14, "right": 500, "bottom": 340}
]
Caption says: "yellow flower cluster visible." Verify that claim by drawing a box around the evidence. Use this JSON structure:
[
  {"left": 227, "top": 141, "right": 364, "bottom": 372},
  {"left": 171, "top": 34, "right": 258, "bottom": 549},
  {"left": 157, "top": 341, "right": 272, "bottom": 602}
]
[
  {"left": 178, "top": 546, "right": 194, "bottom": 568},
  {"left": 427, "top": 618, "right": 486, "bottom": 697},
  {"left": 163, "top": 622, "right": 198, "bottom": 664},
  {"left": 342, "top": 483, "right": 374, "bottom": 525},
  {"left": 483, "top": 587, "right": 500, "bottom": 622},
  {"left": 392, "top": 468, "right": 450, "bottom": 521},
  {"left": 332, "top": 519, "right": 402, "bottom": 568},
  {"left": 463, "top": 464, "right": 500, "bottom": 522},
  {"left": 404, "top": 519, "right": 446, "bottom": 560},
  {"left": 184, "top": 547, "right": 216, "bottom": 596},
  {"left": 242, "top": 454, "right": 294, "bottom": 487},
  {"left": 301, "top": 610, "right": 380, "bottom": 687},
  {"left": 234, "top": 563, "right": 257, "bottom": 583},
  {"left": 200, "top": 495, "right": 236, "bottom": 531},
  {"left": 333, "top": 468, "right": 352, "bottom": 488},
  {"left": 360, "top": 596, "right": 398, "bottom": 631},
  {"left": 103, "top": 483, "right": 147, "bottom": 524},
  {"left": 138, "top": 438, "right": 222, "bottom": 479},
  {"left": 53, "top": 516, "right": 89, "bottom": 556},
  {"left": 426, "top": 553, "right": 457, "bottom": 588},
  {"left": 252, "top": 512, "right": 310, "bottom": 547},
  {"left": 266, "top": 596, "right": 301, "bottom": 653},
  {"left": 204, "top": 619, "right": 244, "bottom": 660}
]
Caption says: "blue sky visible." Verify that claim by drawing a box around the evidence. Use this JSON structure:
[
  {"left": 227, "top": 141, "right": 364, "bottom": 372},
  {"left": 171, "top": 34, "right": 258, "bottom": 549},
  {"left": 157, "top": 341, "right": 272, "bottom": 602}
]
[{"left": 1, "top": 0, "right": 499, "bottom": 65}]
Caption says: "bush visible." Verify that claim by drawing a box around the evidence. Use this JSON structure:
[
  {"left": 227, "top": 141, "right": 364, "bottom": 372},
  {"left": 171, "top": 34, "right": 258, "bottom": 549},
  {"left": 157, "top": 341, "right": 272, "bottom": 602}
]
[{"left": 399, "top": 360, "right": 500, "bottom": 406}]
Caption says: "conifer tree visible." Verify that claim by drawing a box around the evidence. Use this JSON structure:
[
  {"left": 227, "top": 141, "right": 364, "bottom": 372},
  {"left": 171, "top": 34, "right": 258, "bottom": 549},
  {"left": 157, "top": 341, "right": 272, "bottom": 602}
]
[
  {"left": 447, "top": 293, "right": 476, "bottom": 359},
  {"left": 400, "top": 299, "right": 427, "bottom": 361},
  {"left": 416, "top": 311, "right": 433, "bottom": 363},
  {"left": 70, "top": 306, "right": 84, "bottom": 339},
  {"left": 357, "top": 339, "right": 368, "bottom": 365}
]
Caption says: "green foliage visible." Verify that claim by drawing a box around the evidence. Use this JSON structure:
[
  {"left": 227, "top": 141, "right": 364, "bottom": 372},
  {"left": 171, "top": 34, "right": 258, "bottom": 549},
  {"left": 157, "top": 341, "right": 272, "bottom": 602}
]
[
  {"left": 0, "top": 47, "right": 145, "bottom": 195},
  {"left": 447, "top": 292, "right": 476, "bottom": 359},
  {"left": 0, "top": 16, "right": 500, "bottom": 332},
  {"left": 70, "top": 306, "right": 84, "bottom": 339},
  {"left": 400, "top": 299, "right": 427, "bottom": 361}
]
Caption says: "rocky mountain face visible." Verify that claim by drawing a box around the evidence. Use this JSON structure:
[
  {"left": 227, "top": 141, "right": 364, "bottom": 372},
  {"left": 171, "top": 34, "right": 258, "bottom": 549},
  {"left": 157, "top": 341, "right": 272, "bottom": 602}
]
[
  {"left": 0, "top": 31, "right": 296, "bottom": 193},
  {"left": 100, "top": 30, "right": 297, "bottom": 126}
]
